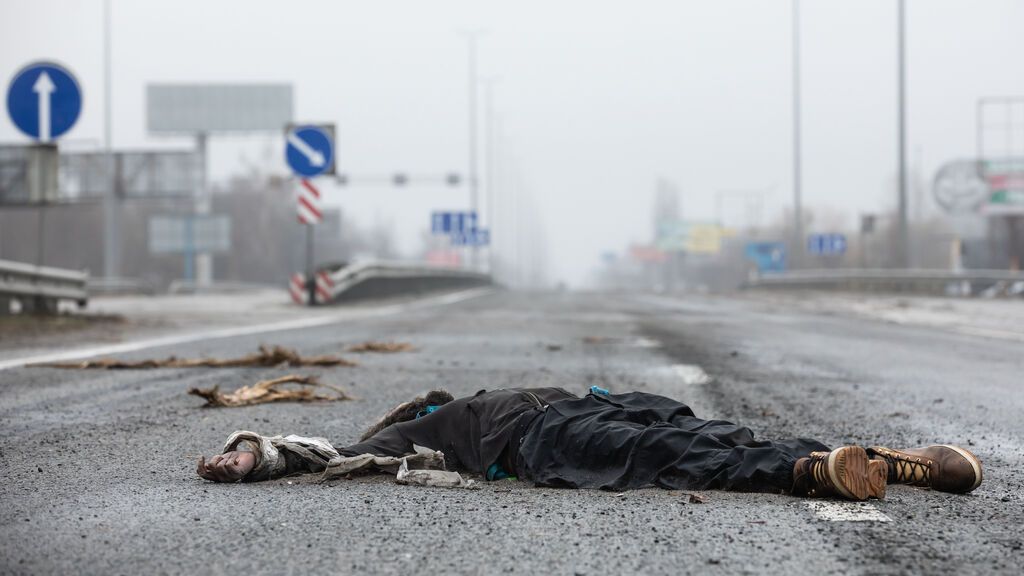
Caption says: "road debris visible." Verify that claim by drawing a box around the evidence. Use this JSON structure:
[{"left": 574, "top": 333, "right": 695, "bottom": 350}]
[
  {"left": 347, "top": 341, "right": 415, "bottom": 353},
  {"left": 189, "top": 375, "right": 352, "bottom": 407},
  {"left": 30, "top": 345, "right": 358, "bottom": 369},
  {"left": 685, "top": 493, "right": 706, "bottom": 504}
]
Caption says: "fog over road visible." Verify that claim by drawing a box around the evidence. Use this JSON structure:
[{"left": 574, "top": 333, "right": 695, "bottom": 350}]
[{"left": 1, "top": 290, "right": 1021, "bottom": 575}]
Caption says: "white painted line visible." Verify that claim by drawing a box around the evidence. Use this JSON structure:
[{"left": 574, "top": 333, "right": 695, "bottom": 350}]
[
  {"left": 0, "top": 287, "right": 493, "bottom": 371},
  {"left": 955, "top": 326, "right": 1024, "bottom": 343},
  {"left": 806, "top": 501, "right": 892, "bottom": 522},
  {"left": 631, "top": 337, "right": 662, "bottom": 348},
  {"left": 672, "top": 364, "right": 712, "bottom": 385}
]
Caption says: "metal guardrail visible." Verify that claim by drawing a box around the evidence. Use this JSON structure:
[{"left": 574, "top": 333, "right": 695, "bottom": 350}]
[
  {"left": 87, "top": 277, "right": 160, "bottom": 296},
  {"left": 319, "top": 261, "right": 491, "bottom": 303},
  {"left": 167, "top": 280, "right": 279, "bottom": 295},
  {"left": 743, "top": 268, "right": 1024, "bottom": 296},
  {"left": 0, "top": 258, "right": 89, "bottom": 313}
]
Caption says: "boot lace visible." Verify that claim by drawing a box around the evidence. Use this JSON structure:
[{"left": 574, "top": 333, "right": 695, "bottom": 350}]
[{"left": 889, "top": 453, "right": 931, "bottom": 485}]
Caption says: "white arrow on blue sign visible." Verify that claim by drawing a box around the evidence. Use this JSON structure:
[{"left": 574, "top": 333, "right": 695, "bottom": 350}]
[
  {"left": 6, "top": 61, "right": 82, "bottom": 143},
  {"left": 285, "top": 125, "right": 334, "bottom": 178}
]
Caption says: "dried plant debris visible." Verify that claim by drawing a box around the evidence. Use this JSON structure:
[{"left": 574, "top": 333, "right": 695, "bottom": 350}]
[
  {"left": 188, "top": 375, "right": 352, "bottom": 407},
  {"left": 30, "top": 345, "right": 358, "bottom": 369},
  {"left": 347, "top": 341, "right": 415, "bottom": 354}
]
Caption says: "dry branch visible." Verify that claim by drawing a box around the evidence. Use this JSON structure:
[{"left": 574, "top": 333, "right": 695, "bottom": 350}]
[
  {"left": 188, "top": 374, "right": 353, "bottom": 407},
  {"left": 347, "top": 341, "right": 415, "bottom": 354}
]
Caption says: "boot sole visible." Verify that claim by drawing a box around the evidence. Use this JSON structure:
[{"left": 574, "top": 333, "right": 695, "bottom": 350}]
[
  {"left": 868, "top": 460, "right": 887, "bottom": 500},
  {"left": 827, "top": 446, "right": 871, "bottom": 500}
]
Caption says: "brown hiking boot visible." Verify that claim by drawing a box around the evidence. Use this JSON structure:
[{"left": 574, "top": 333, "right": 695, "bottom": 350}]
[
  {"left": 868, "top": 459, "right": 888, "bottom": 500},
  {"left": 792, "top": 446, "right": 885, "bottom": 500},
  {"left": 866, "top": 445, "right": 983, "bottom": 494}
]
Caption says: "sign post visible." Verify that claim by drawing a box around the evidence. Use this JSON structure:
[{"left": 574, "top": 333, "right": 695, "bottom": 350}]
[
  {"left": 148, "top": 215, "right": 232, "bottom": 281},
  {"left": 285, "top": 124, "right": 334, "bottom": 306},
  {"left": 147, "top": 83, "right": 294, "bottom": 285},
  {"left": 6, "top": 61, "right": 82, "bottom": 269}
]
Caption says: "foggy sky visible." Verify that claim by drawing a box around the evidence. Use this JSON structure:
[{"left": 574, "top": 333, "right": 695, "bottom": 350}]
[{"left": 2, "top": 0, "right": 1023, "bottom": 285}]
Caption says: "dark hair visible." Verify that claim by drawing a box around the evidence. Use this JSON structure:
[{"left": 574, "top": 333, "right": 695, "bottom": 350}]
[{"left": 358, "top": 390, "right": 455, "bottom": 441}]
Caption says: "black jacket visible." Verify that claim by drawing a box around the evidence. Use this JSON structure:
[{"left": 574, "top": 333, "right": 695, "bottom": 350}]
[{"left": 340, "top": 387, "right": 577, "bottom": 474}]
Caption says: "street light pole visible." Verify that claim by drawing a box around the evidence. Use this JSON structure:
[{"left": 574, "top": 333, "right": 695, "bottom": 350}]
[
  {"left": 791, "top": 0, "right": 803, "bottom": 269},
  {"left": 462, "top": 31, "right": 483, "bottom": 270},
  {"left": 102, "top": 0, "right": 119, "bottom": 279},
  {"left": 481, "top": 77, "right": 498, "bottom": 273},
  {"left": 897, "top": 0, "right": 910, "bottom": 267}
]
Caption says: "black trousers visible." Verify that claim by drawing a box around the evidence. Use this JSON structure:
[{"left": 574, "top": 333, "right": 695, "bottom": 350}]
[{"left": 516, "top": 391, "right": 829, "bottom": 492}]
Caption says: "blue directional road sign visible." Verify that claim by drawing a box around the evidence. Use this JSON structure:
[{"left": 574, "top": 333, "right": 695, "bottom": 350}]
[
  {"left": 744, "top": 241, "right": 786, "bottom": 273},
  {"left": 285, "top": 125, "right": 334, "bottom": 178},
  {"left": 431, "top": 211, "right": 477, "bottom": 235},
  {"left": 450, "top": 229, "right": 490, "bottom": 247},
  {"left": 6, "top": 61, "right": 82, "bottom": 142},
  {"left": 807, "top": 233, "right": 847, "bottom": 256}
]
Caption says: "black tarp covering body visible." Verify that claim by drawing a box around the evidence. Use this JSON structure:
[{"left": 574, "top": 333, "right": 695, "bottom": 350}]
[{"left": 516, "top": 392, "right": 829, "bottom": 492}]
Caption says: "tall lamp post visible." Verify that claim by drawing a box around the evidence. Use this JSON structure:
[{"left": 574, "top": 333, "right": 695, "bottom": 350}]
[
  {"left": 897, "top": 0, "right": 910, "bottom": 267},
  {"left": 461, "top": 31, "right": 484, "bottom": 270},
  {"left": 102, "top": 0, "right": 119, "bottom": 279},
  {"left": 481, "top": 77, "right": 499, "bottom": 274},
  {"left": 791, "top": 0, "right": 803, "bottom": 269}
]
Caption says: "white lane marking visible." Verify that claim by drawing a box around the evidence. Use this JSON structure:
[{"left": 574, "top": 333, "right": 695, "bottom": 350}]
[
  {"left": 954, "top": 326, "right": 1024, "bottom": 343},
  {"left": 0, "top": 287, "right": 493, "bottom": 371},
  {"left": 806, "top": 501, "right": 892, "bottom": 522},
  {"left": 632, "top": 337, "right": 662, "bottom": 348},
  {"left": 672, "top": 364, "right": 712, "bottom": 385}
]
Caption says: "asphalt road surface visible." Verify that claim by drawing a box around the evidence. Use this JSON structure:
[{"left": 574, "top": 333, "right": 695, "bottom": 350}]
[{"left": 2, "top": 289, "right": 1022, "bottom": 575}]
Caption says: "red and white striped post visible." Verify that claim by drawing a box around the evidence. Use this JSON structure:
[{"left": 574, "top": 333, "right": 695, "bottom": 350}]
[
  {"left": 288, "top": 271, "right": 333, "bottom": 305},
  {"left": 298, "top": 179, "right": 323, "bottom": 306},
  {"left": 288, "top": 272, "right": 307, "bottom": 305},
  {"left": 315, "top": 271, "right": 333, "bottom": 304},
  {"left": 297, "top": 179, "right": 323, "bottom": 225}
]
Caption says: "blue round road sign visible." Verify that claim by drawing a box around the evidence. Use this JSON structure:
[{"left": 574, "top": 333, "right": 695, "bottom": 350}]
[
  {"left": 6, "top": 61, "right": 82, "bottom": 142},
  {"left": 285, "top": 125, "right": 334, "bottom": 178}
]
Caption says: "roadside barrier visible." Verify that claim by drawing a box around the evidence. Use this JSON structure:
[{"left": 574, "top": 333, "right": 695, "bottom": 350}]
[
  {"left": 743, "top": 268, "right": 1024, "bottom": 297},
  {"left": 86, "top": 277, "right": 159, "bottom": 295},
  {"left": 0, "top": 258, "right": 88, "bottom": 314},
  {"left": 292, "top": 261, "right": 491, "bottom": 305}
]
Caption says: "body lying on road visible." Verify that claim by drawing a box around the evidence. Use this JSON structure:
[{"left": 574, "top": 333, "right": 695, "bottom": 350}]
[{"left": 197, "top": 388, "right": 983, "bottom": 500}]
